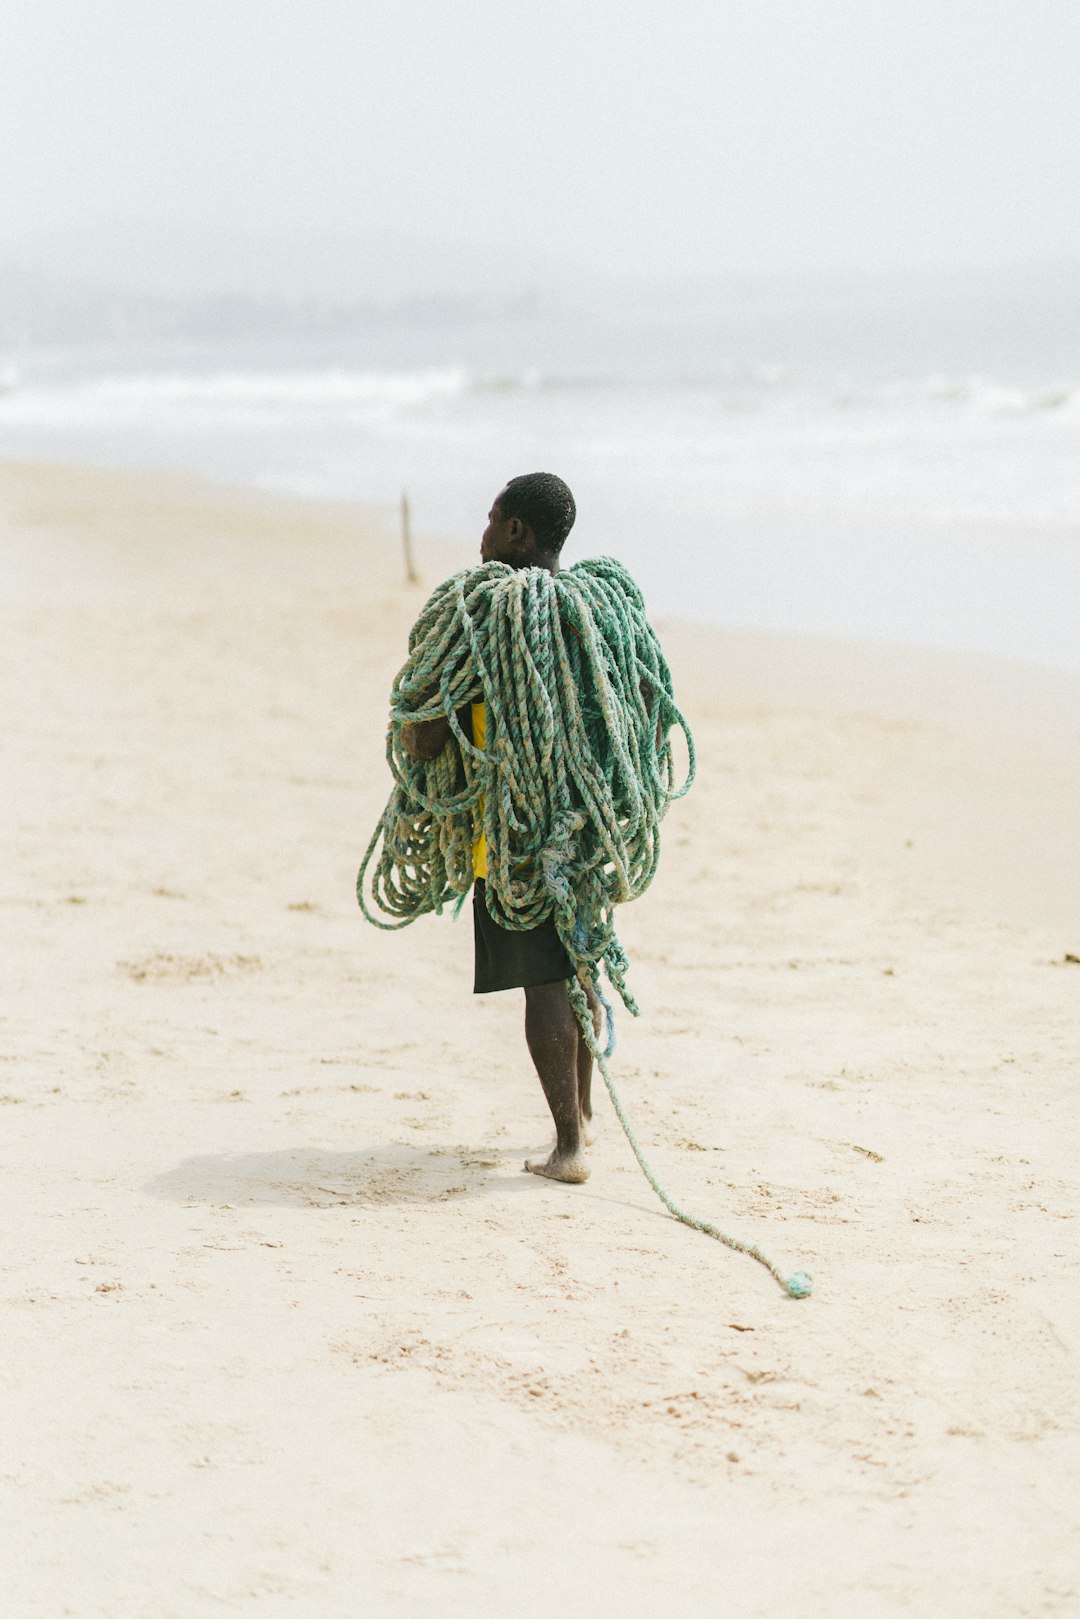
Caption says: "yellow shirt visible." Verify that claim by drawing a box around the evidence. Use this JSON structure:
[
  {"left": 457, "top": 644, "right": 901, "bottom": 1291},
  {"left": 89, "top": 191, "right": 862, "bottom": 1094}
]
[{"left": 471, "top": 701, "right": 487, "bottom": 880}]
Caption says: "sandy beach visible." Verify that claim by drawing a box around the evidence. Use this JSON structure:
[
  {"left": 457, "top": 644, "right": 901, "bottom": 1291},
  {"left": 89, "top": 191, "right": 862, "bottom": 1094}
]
[{"left": 3, "top": 458, "right": 1079, "bottom": 1617}]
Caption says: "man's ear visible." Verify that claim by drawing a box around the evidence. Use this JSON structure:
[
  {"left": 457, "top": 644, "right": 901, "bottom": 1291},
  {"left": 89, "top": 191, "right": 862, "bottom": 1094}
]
[{"left": 507, "top": 516, "right": 525, "bottom": 545}]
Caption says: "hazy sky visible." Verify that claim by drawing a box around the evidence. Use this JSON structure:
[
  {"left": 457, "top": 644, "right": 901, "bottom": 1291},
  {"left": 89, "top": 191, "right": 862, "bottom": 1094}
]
[{"left": 3, "top": 0, "right": 1079, "bottom": 290}]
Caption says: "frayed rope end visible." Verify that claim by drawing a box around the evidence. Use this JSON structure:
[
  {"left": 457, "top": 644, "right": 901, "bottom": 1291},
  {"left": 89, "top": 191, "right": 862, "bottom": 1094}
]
[
  {"left": 786, "top": 1270, "right": 813, "bottom": 1299},
  {"left": 594, "top": 980, "right": 617, "bottom": 1059}
]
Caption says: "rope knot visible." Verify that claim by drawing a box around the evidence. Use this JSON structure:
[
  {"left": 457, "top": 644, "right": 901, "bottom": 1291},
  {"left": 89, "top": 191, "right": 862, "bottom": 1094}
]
[{"left": 540, "top": 810, "right": 585, "bottom": 910}]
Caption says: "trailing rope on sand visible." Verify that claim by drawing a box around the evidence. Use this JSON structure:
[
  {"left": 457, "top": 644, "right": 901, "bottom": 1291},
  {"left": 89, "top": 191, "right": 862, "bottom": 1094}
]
[{"left": 357, "top": 557, "right": 812, "bottom": 1299}]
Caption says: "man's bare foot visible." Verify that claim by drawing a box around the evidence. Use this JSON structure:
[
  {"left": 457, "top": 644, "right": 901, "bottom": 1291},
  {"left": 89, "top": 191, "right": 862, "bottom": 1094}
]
[{"left": 524, "top": 1147, "right": 590, "bottom": 1184}]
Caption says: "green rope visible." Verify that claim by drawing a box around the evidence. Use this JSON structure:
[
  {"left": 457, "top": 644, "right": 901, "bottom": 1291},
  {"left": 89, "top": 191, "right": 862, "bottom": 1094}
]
[{"left": 357, "top": 557, "right": 812, "bottom": 1300}]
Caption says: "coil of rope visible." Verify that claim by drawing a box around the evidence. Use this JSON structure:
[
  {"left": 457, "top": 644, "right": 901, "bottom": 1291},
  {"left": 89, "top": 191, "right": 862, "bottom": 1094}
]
[{"left": 357, "top": 556, "right": 812, "bottom": 1299}]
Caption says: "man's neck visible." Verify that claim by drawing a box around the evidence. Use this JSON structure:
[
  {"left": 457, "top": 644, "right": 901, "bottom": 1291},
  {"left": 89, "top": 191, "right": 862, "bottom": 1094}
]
[{"left": 503, "top": 544, "right": 560, "bottom": 575}]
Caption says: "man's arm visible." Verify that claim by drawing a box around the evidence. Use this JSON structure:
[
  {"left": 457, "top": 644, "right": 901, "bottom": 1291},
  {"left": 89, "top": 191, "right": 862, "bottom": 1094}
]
[
  {"left": 401, "top": 714, "right": 451, "bottom": 760},
  {"left": 401, "top": 702, "right": 473, "bottom": 761}
]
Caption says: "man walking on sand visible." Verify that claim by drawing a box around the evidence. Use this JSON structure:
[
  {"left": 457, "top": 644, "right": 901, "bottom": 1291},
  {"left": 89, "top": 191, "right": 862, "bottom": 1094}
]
[
  {"left": 399, "top": 473, "right": 603, "bottom": 1185},
  {"left": 357, "top": 496, "right": 812, "bottom": 1296}
]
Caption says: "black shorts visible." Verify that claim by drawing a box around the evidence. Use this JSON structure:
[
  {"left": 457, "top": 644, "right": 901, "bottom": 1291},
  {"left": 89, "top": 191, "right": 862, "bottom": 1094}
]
[{"left": 472, "top": 878, "right": 572, "bottom": 994}]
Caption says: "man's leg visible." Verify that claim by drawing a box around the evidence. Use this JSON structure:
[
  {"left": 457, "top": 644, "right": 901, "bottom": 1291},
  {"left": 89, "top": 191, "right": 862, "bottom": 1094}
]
[{"left": 523, "top": 980, "right": 590, "bottom": 1183}]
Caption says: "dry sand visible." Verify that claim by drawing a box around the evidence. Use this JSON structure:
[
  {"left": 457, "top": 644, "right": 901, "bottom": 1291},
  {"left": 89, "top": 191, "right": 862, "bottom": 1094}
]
[{"left": 3, "top": 459, "right": 1079, "bottom": 1617}]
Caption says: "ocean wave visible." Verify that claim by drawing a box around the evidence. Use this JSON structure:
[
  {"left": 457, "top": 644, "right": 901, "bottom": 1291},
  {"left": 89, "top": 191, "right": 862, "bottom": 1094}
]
[
  {"left": 88, "top": 365, "right": 474, "bottom": 409},
  {"left": 1, "top": 362, "right": 1077, "bottom": 531},
  {"left": 2, "top": 362, "right": 1078, "bottom": 423},
  {"left": 0, "top": 366, "right": 484, "bottom": 428}
]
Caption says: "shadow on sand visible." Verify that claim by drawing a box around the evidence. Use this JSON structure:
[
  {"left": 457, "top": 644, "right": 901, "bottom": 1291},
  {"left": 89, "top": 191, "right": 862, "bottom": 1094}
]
[{"left": 143, "top": 1142, "right": 535, "bottom": 1209}]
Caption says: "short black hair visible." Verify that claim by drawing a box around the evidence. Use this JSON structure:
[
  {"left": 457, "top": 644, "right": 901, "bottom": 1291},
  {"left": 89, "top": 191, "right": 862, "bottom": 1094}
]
[{"left": 497, "top": 472, "right": 576, "bottom": 555}]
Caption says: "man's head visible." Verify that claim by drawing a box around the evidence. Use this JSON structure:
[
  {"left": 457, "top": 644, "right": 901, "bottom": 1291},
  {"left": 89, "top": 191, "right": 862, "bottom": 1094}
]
[{"left": 480, "top": 472, "right": 576, "bottom": 570}]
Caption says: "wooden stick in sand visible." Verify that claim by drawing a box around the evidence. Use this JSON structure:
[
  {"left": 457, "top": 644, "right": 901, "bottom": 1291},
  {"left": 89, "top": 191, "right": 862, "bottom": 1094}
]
[{"left": 401, "top": 492, "right": 419, "bottom": 585}]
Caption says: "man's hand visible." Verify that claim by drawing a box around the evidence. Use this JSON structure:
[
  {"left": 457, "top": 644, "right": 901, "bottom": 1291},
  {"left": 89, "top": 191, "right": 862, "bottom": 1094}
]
[{"left": 401, "top": 715, "right": 451, "bottom": 760}]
